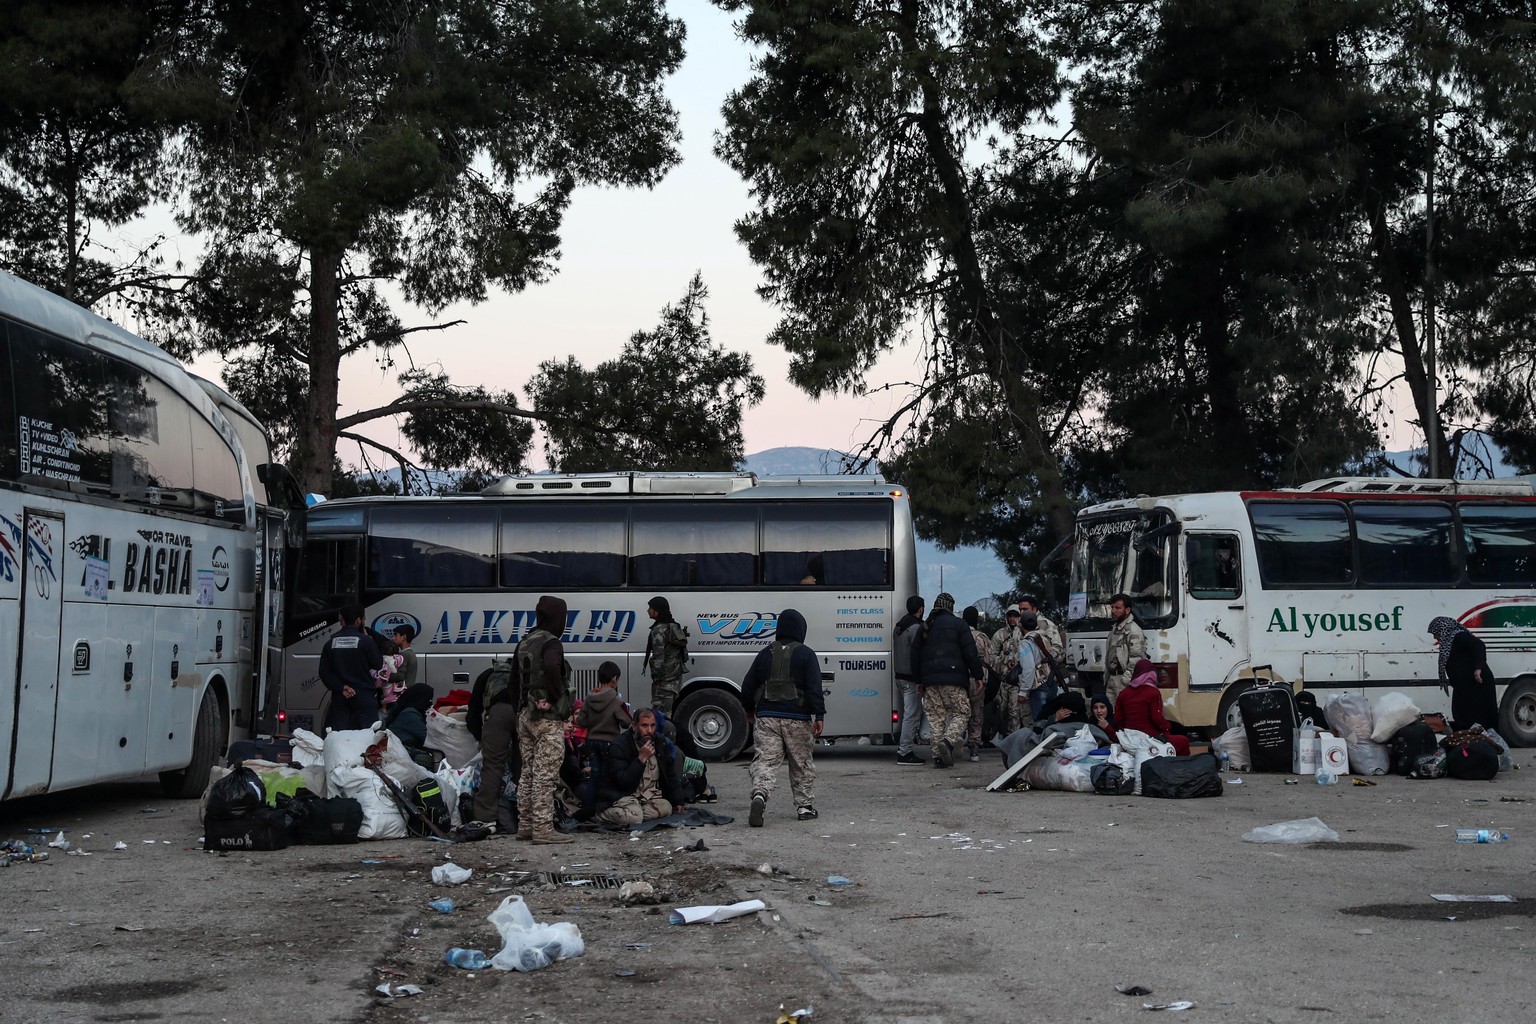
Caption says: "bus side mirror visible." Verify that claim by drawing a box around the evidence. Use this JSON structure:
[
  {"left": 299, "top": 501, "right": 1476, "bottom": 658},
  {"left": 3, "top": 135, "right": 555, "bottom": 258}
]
[{"left": 257, "top": 463, "right": 306, "bottom": 510}]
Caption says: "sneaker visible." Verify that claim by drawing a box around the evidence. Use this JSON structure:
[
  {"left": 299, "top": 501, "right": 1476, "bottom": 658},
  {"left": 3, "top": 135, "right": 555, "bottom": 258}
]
[
  {"left": 796, "top": 806, "right": 818, "bottom": 821},
  {"left": 895, "top": 752, "right": 926, "bottom": 767},
  {"left": 749, "top": 794, "right": 766, "bottom": 828},
  {"left": 968, "top": 748, "right": 981, "bottom": 763}
]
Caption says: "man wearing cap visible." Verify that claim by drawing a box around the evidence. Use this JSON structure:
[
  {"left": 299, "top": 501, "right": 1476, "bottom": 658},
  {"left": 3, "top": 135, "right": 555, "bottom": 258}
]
[
  {"left": 643, "top": 596, "right": 690, "bottom": 715},
  {"left": 911, "top": 592, "right": 982, "bottom": 769}
]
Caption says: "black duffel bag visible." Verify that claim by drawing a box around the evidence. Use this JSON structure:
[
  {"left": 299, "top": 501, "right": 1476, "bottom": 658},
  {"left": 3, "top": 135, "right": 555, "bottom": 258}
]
[
  {"left": 1140, "top": 753, "right": 1224, "bottom": 799},
  {"left": 205, "top": 806, "right": 295, "bottom": 852},
  {"left": 279, "top": 789, "right": 364, "bottom": 845},
  {"left": 1091, "top": 762, "right": 1134, "bottom": 795}
]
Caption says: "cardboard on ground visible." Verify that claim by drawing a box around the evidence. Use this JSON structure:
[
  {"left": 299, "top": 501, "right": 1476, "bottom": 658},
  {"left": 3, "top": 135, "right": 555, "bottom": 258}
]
[{"left": 985, "top": 734, "right": 1064, "bottom": 792}]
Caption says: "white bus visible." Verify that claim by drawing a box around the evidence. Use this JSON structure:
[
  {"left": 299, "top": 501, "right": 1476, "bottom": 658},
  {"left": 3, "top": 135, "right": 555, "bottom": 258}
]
[
  {"left": 279, "top": 472, "right": 919, "bottom": 758},
  {"left": 0, "top": 270, "right": 289, "bottom": 801},
  {"left": 1061, "top": 477, "right": 1536, "bottom": 745}
]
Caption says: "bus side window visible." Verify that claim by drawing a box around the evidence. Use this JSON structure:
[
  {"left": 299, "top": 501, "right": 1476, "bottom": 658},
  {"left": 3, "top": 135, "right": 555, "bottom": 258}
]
[{"left": 1187, "top": 535, "right": 1241, "bottom": 600}]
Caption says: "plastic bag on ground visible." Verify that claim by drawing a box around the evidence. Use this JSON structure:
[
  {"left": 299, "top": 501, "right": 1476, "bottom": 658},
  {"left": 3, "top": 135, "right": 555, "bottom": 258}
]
[
  {"left": 488, "top": 895, "right": 584, "bottom": 971},
  {"left": 1116, "top": 729, "right": 1175, "bottom": 795},
  {"left": 1324, "top": 693, "right": 1388, "bottom": 775},
  {"left": 206, "top": 765, "right": 266, "bottom": 820},
  {"left": 1022, "top": 754, "right": 1098, "bottom": 792},
  {"left": 1369, "top": 692, "right": 1421, "bottom": 743},
  {"left": 1212, "top": 725, "right": 1251, "bottom": 770},
  {"left": 1061, "top": 725, "right": 1097, "bottom": 759},
  {"left": 427, "top": 707, "right": 480, "bottom": 769},
  {"left": 328, "top": 766, "right": 408, "bottom": 839},
  {"left": 432, "top": 863, "right": 472, "bottom": 886},
  {"left": 289, "top": 728, "right": 326, "bottom": 767},
  {"left": 324, "top": 727, "right": 430, "bottom": 790},
  {"left": 1242, "top": 816, "right": 1340, "bottom": 844},
  {"left": 1482, "top": 728, "right": 1515, "bottom": 773}
]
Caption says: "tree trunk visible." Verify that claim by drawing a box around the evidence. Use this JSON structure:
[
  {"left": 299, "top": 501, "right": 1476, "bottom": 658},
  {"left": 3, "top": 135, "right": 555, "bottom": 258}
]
[
  {"left": 1193, "top": 259, "right": 1258, "bottom": 486},
  {"left": 294, "top": 248, "right": 342, "bottom": 496},
  {"left": 1366, "top": 190, "right": 1453, "bottom": 475},
  {"left": 897, "top": 0, "right": 1076, "bottom": 542}
]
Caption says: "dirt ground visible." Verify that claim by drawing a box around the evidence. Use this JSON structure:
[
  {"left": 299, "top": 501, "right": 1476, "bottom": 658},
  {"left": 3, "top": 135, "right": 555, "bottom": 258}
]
[{"left": 0, "top": 782, "right": 854, "bottom": 1024}]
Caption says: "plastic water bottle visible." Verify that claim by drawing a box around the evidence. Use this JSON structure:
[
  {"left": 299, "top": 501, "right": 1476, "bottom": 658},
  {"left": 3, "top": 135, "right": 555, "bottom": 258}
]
[
  {"left": 1219, "top": 748, "right": 1231, "bottom": 771},
  {"left": 1455, "top": 828, "right": 1509, "bottom": 844},
  {"left": 429, "top": 898, "right": 456, "bottom": 913},
  {"left": 444, "top": 947, "right": 490, "bottom": 970},
  {"left": 1315, "top": 770, "right": 1336, "bottom": 785}
]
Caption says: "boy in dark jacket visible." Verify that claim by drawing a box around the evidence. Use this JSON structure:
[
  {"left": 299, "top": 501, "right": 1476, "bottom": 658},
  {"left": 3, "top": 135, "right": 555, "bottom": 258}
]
[
  {"left": 741, "top": 608, "right": 825, "bottom": 826},
  {"left": 574, "top": 661, "right": 632, "bottom": 818}
]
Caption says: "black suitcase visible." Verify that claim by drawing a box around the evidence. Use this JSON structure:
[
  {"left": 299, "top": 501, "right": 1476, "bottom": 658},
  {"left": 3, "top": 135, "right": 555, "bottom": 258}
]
[
  {"left": 1390, "top": 720, "right": 1440, "bottom": 776},
  {"left": 1239, "top": 684, "right": 1297, "bottom": 773},
  {"left": 226, "top": 737, "right": 295, "bottom": 766},
  {"left": 205, "top": 806, "right": 294, "bottom": 851}
]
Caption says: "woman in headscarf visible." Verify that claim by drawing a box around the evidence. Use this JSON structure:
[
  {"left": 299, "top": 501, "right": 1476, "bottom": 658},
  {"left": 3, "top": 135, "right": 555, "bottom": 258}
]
[
  {"left": 1114, "top": 658, "right": 1190, "bottom": 755},
  {"left": 384, "top": 683, "right": 435, "bottom": 749},
  {"left": 1089, "top": 694, "right": 1117, "bottom": 740},
  {"left": 1428, "top": 616, "right": 1500, "bottom": 731}
]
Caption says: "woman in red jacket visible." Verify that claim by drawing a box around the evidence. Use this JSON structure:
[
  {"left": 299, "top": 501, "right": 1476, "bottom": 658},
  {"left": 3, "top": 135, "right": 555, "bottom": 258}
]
[{"left": 1115, "top": 659, "right": 1190, "bottom": 755}]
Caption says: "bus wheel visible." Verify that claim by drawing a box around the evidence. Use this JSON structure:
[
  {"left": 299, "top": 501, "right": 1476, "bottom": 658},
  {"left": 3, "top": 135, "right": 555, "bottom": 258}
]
[
  {"left": 674, "top": 688, "right": 749, "bottom": 762},
  {"left": 1215, "top": 681, "right": 1256, "bottom": 736},
  {"left": 160, "top": 688, "right": 227, "bottom": 799},
  {"left": 1499, "top": 676, "right": 1536, "bottom": 748}
]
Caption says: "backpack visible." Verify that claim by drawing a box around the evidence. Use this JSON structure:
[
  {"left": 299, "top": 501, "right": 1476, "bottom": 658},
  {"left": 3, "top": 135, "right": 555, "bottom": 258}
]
[{"left": 409, "top": 778, "right": 454, "bottom": 834}]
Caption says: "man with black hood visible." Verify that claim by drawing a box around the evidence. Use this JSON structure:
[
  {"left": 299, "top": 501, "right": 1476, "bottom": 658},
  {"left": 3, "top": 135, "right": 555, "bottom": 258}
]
[
  {"left": 515, "top": 595, "right": 576, "bottom": 844},
  {"left": 912, "top": 592, "right": 982, "bottom": 769},
  {"left": 893, "top": 595, "right": 927, "bottom": 766},
  {"left": 643, "top": 596, "right": 690, "bottom": 715},
  {"left": 741, "top": 608, "right": 825, "bottom": 826}
]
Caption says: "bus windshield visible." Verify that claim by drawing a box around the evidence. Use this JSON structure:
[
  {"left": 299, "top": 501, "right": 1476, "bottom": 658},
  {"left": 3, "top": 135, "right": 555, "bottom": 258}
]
[{"left": 1068, "top": 510, "right": 1178, "bottom": 628}]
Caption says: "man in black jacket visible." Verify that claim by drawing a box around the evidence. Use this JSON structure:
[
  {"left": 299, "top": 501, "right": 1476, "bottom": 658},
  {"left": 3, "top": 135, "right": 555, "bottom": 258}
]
[
  {"left": 893, "top": 595, "right": 927, "bottom": 766},
  {"left": 912, "top": 592, "right": 982, "bottom": 769},
  {"left": 594, "top": 708, "right": 689, "bottom": 826},
  {"left": 319, "top": 604, "right": 384, "bottom": 731}
]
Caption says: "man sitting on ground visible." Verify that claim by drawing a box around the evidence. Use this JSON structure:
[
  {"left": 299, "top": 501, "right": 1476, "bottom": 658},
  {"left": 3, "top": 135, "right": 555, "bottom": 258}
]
[{"left": 593, "top": 708, "right": 689, "bottom": 827}]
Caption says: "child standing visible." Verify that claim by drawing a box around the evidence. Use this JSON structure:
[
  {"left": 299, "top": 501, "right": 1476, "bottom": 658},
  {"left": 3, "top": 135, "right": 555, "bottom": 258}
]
[{"left": 574, "top": 661, "right": 632, "bottom": 819}]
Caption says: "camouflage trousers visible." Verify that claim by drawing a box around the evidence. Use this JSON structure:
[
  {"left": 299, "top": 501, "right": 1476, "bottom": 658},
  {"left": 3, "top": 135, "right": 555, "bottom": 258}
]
[
  {"left": 651, "top": 677, "right": 681, "bottom": 715},
  {"left": 516, "top": 713, "right": 565, "bottom": 835},
  {"left": 922, "top": 685, "right": 970, "bottom": 754},
  {"left": 997, "top": 683, "right": 1032, "bottom": 737},
  {"left": 598, "top": 793, "right": 674, "bottom": 826},
  {"left": 967, "top": 678, "right": 986, "bottom": 749},
  {"left": 749, "top": 716, "right": 815, "bottom": 809}
]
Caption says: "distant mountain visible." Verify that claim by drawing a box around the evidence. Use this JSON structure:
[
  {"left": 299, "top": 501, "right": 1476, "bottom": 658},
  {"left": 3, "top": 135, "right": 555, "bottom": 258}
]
[
  {"left": 744, "top": 447, "right": 1017, "bottom": 610},
  {"left": 1381, "top": 430, "right": 1524, "bottom": 479}
]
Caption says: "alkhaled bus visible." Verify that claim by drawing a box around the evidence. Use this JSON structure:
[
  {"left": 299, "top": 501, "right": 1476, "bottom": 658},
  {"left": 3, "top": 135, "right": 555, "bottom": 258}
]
[
  {"left": 1, "top": 270, "right": 291, "bottom": 801},
  {"left": 279, "top": 472, "right": 919, "bottom": 758},
  {"left": 1061, "top": 477, "right": 1536, "bottom": 746}
]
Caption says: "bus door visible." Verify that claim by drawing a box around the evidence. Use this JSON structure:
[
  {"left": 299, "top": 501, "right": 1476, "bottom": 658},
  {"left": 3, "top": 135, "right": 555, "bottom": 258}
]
[
  {"left": 4, "top": 510, "right": 64, "bottom": 799},
  {"left": 1182, "top": 533, "right": 1249, "bottom": 703},
  {"left": 254, "top": 509, "right": 286, "bottom": 733}
]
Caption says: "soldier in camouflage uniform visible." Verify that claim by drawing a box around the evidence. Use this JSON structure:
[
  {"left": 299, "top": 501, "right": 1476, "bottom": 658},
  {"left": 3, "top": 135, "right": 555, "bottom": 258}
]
[
  {"left": 741, "top": 608, "right": 825, "bottom": 826},
  {"left": 991, "top": 609, "right": 1024, "bottom": 735},
  {"left": 1103, "top": 592, "right": 1146, "bottom": 704},
  {"left": 962, "top": 606, "right": 993, "bottom": 760},
  {"left": 516, "top": 595, "right": 575, "bottom": 845},
  {"left": 643, "top": 596, "right": 690, "bottom": 715},
  {"left": 1018, "top": 595, "right": 1071, "bottom": 692}
]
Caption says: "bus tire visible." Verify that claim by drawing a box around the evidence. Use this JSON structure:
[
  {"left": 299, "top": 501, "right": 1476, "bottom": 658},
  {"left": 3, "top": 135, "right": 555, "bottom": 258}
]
[
  {"left": 674, "top": 688, "right": 749, "bottom": 762},
  {"left": 160, "top": 688, "right": 226, "bottom": 799},
  {"left": 1498, "top": 676, "right": 1536, "bottom": 748},
  {"left": 1215, "top": 681, "right": 1256, "bottom": 736}
]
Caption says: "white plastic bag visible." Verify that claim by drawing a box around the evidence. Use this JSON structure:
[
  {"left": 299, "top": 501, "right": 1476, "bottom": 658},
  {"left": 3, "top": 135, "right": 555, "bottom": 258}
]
[
  {"left": 432, "top": 863, "right": 472, "bottom": 886},
  {"left": 1242, "top": 816, "right": 1340, "bottom": 844},
  {"left": 1324, "top": 694, "right": 1388, "bottom": 775},
  {"left": 1117, "top": 729, "right": 1175, "bottom": 795},
  {"left": 1483, "top": 728, "right": 1515, "bottom": 773},
  {"left": 1212, "top": 725, "right": 1251, "bottom": 770},
  {"left": 289, "top": 728, "right": 326, "bottom": 767},
  {"left": 328, "top": 766, "right": 408, "bottom": 840},
  {"left": 1062, "top": 725, "right": 1097, "bottom": 759},
  {"left": 488, "top": 895, "right": 585, "bottom": 970},
  {"left": 427, "top": 707, "right": 480, "bottom": 769},
  {"left": 1293, "top": 719, "right": 1320, "bottom": 775},
  {"left": 1022, "top": 754, "right": 1098, "bottom": 792},
  {"left": 1369, "top": 692, "right": 1421, "bottom": 743}
]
